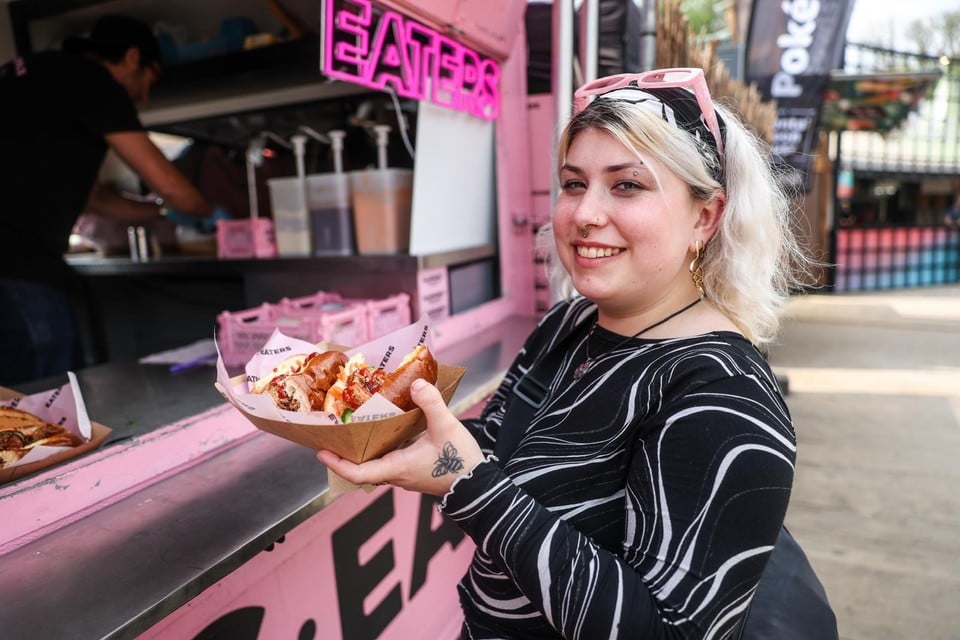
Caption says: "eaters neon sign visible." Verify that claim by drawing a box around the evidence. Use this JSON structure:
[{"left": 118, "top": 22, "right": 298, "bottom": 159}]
[{"left": 321, "top": 0, "right": 501, "bottom": 120}]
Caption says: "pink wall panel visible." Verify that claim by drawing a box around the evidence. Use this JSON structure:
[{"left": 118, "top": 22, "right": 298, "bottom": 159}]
[{"left": 138, "top": 487, "right": 474, "bottom": 640}]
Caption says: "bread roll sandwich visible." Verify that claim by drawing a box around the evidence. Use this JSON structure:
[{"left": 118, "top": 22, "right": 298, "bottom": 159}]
[
  {"left": 251, "top": 350, "right": 349, "bottom": 412},
  {"left": 323, "top": 344, "right": 439, "bottom": 422},
  {"left": 0, "top": 406, "right": 84, "bottom": 468},
  {"left": 252, "top": 345, "right": 439, "bottom": 423}
]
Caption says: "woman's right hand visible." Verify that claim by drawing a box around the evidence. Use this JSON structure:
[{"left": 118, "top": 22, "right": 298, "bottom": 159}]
[{"left": 317, "top": 379, "right": 487, "bottom": 496}]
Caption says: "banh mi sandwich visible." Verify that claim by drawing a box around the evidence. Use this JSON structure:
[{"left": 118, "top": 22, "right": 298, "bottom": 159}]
[
  {"left": 0, "top": 406, "right": 84, "bottom": 468},
  {"left": 251, "top": 344, "right": 439, "bottom": 423},
  {"left": 251, "top": 350, "right": 349, "bottom": 413},
  {"left": 323, "top": 344, "right": 439, "bottom": 422}
]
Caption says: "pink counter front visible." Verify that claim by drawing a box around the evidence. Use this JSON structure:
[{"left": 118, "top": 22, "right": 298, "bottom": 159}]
[
  {"left": 142, "top": 482, "right": 472, "bottom": 640},
  {"left": 0, "top": 315, "right": 535, "bottom": 640},
  {"left": 0, "top": 0, "right": 539, "bottom": 636}
]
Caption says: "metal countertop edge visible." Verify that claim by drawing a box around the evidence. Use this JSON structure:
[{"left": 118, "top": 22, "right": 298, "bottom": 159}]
[
  {"left": 75, "top": 315, "right": 532, "bottom": 639},
  {"left": 104, "top": 474, "right": 342, "bottom": 640},
  {"left": 0, "top": 314, "right": 534, "bottom": 640}
]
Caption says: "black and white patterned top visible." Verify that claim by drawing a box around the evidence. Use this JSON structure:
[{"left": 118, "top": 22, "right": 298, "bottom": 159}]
[{"left": 440, "top": 297, "right": 796, "bottom": 639}]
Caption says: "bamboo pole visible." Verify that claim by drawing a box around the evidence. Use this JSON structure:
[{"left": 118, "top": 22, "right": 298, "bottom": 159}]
[{"left": 656, "top": 0, "right": 776, "bottom": 142}]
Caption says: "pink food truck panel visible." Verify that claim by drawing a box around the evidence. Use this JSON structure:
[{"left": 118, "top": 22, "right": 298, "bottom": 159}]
[{"left": 139, "top": 486, "right": 475, "bottom": 640}]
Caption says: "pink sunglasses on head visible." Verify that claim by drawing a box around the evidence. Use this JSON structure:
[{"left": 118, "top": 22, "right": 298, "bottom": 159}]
[{"left": 573, "top": 67, "right": 724, "bottom": 159}]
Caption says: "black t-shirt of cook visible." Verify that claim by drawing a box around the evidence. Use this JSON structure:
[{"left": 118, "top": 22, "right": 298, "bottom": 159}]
[{"left": 0, "top": 51, "right": 144, "bottom": 288}]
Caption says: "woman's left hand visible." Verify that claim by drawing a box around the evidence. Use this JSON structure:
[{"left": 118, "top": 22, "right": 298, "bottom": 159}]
[{"left": 316, "top": 378, "right": 486, "bottom": 496}]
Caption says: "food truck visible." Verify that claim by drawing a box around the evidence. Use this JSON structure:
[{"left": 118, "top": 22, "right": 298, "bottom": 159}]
[
  {"left": 0, "top": 0, "right": 567, "bottom": 637},
  {"left": 1, "top": 1, "right": 765, "bottom": 637}
]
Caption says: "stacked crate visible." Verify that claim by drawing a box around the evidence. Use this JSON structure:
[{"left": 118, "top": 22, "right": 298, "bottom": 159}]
[{"left": 217, "top": 291, "right": 411, "bottom": 366}]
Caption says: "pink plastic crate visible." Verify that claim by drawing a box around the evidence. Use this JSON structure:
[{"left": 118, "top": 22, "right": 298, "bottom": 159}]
[
  {"left": 277, "top": 292, "right": 369, "bottom": 347},
  {"left": 217, "top": 303, "right": 278, "bottom": 364},
  {"left": 218, "top": 290, "right": 414, "bottom": 365},
  {"left": 417, "top": 267, "right": 450, "bottom": 322},
  {"left": 366, "top": 293, "right": 411, "bottom": 339},
  {"left": 217, "top": 218, "right": 277, "bottom": 259}
]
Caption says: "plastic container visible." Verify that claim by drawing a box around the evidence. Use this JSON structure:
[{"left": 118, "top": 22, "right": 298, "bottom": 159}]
[
  {"left": 267, "top": 177, "right": 312, "bottom": 257},
  {"left": 156, "top": 17, "right": 256, "bottom": 64},
  {"left": 267, "top": 175, "right": 354, "bottom": 256},
  {"left": 304, "top": 174, "right": 355, "bottom": 255},
  {"left": 417, "top": 267, "right": 450, "bottom": 322},
  {"left": 277, "top": 293, "right": 369, "bottom": 346},
  {"left": 349, "top": 125, "right": 413, "bottom": 255},
  {"left": 217, "top": 303, "right": 278, "bottom": 365},
  {"left": 366, "top": 293, "right": 411, "bottom": 340},
  {"left": 349, "top": 168, "right": 413, "bottom": 254},
  {"left": 217, "top": 290, "right": 412, "bottom": 365},
  {"left": 216, "top": 218, "right": 277, "bottom": 259}
]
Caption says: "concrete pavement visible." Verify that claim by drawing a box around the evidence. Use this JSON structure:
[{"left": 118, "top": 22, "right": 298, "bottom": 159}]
[{"left": 768, "top": 286, "right": 960, "bottom": 640}]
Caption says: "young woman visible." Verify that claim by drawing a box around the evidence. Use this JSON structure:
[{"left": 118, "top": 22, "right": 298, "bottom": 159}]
[{"left": 318, "top": 68, "right": 814, "bottom": 639}]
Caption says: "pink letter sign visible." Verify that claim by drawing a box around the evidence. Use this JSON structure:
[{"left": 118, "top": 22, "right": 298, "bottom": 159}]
[{"left": 322, "top": 0, "right": 501, "bottom": 120}]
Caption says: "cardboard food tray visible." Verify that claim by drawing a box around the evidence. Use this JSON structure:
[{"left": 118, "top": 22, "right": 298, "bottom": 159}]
[
  {"left": 0, "top": 386, "right": 112, "bottom": 485},
  {"left": 226, "top": 363, "right": 466, "bottom": 464}
]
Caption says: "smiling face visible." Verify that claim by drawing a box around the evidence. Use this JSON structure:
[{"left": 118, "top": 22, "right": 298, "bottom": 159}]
[{"left": 554, "top": 127, "right": 712, "bottom": 325}]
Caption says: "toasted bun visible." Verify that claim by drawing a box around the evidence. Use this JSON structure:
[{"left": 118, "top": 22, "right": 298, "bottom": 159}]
[
  {"left": 254, "top": 350, "right": 349, "bottom": 413},
  {"left": 380, "top": 345, "right": 439, "bottom": 411},
  {"left": 301, "top": 351, "right": 350, "bottom": 394},
  {"left": 0, "top": 406, "right": 47, "bottom": 431},
  {"left": 0, "top": 405, "right": 84, "bottom": 466},
  {"left": 24, "top": 432, "right": 85, "bottom": 449},
  {"left": 324, "top": 345, "right": 439, "bottom": 419}
]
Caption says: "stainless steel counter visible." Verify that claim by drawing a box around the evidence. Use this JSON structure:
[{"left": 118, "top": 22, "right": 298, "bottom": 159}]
[
  {"left": 65, "top": 247, "right": 497, "bottom": 366},
  {"left": 0, "top": 314, "right": 535, "bottom": 640},
  {"left": 65, "top": 245, "right": 495, "bottom": 276}
]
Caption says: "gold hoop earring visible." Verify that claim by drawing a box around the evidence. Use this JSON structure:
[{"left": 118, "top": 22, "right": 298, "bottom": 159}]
[{"left": 689, "top": 240, "right": 705, "bottom": 295}]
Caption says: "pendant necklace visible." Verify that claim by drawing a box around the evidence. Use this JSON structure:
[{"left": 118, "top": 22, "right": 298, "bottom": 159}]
[{"left": 573, "top": 294, "right": 706, "bottom": 380}]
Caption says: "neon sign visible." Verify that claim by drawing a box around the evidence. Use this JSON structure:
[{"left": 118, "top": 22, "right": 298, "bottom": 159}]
[{"left": 321, "top": 0, "right": 501, "bottom": 120}]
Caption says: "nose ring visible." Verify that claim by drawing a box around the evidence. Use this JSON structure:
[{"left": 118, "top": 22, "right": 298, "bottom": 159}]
[{"left": 580, "top": 224, "right": 593, "bottom": 238}]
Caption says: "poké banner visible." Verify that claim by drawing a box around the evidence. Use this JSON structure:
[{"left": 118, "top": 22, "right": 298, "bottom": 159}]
[
  {"left": 320, "top": 0, "right": 501, "bottom": 120},
  {"left": 745, "top": 0, "right": 855, "bottom": 191}
]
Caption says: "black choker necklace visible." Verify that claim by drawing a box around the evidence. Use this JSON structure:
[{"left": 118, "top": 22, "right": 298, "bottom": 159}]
[{"left": 573, "top": 295, "right": 706, "bottom": 380}]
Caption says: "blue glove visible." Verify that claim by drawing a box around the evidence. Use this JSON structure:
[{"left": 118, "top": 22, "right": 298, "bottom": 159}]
[
  {"left": 163, "top": 206, "right": 231, "bottom": 233},
  {"left": 162, "top": 208, "right": 198, "bottom": 229},
  {"left": 201, "top": 206, "right": 232, "bottom": 234}
]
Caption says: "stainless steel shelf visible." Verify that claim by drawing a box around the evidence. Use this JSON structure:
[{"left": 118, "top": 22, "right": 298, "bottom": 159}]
[{"left": 141, "top": 77, "right": 370, "bottom": 127}]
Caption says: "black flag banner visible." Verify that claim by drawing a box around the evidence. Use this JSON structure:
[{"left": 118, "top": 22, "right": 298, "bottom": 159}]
[{"left": 745, "top": 0, "right": 854, "bottom": 192}]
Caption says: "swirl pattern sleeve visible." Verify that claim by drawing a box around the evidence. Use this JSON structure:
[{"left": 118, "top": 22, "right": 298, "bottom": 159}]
[
  {"left": 458, "top": 302, "right": 595, "bottom": 455},
  {"left": 439, "top": 299, "right": 796, "bottom": 639}
]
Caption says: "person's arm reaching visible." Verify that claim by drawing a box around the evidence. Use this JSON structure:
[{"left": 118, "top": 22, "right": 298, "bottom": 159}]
[
  {"left": 85, "top": 182, "right": 162, "bottom": 224},
  {"left": 105, "top": 130, "right": 214, "bottom": 217}
]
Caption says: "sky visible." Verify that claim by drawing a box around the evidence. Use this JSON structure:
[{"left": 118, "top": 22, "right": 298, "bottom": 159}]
[{"left": 845, "top": 0, "right": 960, "bottom": 48}]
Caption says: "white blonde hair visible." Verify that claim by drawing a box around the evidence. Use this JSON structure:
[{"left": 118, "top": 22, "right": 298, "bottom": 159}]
[{"left": 538, "top": 97, "right": 816, "bottom": 346}]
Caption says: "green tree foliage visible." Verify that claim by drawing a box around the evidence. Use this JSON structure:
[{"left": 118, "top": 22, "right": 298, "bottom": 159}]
[
  {"left": 681, "top": 0, "right": 726, "bottom": 36},
  {"left": 903, "top": 11, "right": 960, "bottom": 58}
]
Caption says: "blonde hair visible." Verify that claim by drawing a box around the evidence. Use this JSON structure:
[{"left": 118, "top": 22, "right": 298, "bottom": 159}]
[{"left": 538, "top": 97, "right": 816, "bottom": 346}]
